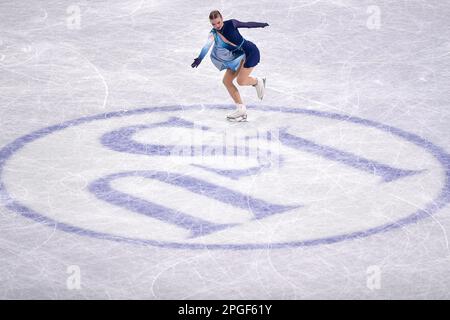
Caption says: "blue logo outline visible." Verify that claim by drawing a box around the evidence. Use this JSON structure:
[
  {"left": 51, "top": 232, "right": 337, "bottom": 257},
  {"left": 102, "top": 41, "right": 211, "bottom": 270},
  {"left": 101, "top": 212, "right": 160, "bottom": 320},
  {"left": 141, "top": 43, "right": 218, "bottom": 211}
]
[{"left": 0, "top": 104, "right": 449, "bottom": 250}]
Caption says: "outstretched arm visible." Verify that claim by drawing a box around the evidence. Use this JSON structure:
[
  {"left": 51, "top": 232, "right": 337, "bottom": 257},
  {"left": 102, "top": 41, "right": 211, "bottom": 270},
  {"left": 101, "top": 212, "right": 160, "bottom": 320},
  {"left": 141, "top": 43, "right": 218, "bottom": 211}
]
[
  {"left": 232, "top": 19, "right": 269, "bottom": 29},
  {"left": 192, "top": 32, "right": 214, "bottom": 68},
  {"left": 198, "top": 32, "right": 214, "bottom": 60}
]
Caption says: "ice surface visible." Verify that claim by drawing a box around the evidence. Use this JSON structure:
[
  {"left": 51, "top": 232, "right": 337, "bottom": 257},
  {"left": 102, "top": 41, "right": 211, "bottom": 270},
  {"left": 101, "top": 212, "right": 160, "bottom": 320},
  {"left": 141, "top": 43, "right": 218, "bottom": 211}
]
[{"left": 0, "top": 0, "right": 450, "bottom": 299}]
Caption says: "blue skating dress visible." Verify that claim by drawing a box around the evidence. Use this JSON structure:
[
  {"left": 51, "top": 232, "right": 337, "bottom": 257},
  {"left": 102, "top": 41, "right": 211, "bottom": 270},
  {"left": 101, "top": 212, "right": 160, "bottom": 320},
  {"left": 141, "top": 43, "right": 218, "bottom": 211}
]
[
  {"left": 196, "top": 19, "right": 268, "bottom": 71},
  {"left": 197, "top": 28, "right": 245, "bottom": 71}
]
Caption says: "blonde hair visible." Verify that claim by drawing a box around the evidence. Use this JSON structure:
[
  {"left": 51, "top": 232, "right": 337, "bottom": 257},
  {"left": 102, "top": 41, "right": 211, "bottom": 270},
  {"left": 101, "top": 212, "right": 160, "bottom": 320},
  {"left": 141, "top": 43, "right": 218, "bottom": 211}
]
[{"left": 209, "top": 10, "right": 222, "bottom": 20}]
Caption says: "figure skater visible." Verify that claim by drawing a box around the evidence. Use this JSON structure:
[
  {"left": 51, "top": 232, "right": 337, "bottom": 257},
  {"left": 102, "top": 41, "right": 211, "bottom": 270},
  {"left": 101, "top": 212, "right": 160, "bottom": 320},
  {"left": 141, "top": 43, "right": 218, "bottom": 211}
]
[{"left": 191, "top": 10, "right": 269, "bottom": 121}]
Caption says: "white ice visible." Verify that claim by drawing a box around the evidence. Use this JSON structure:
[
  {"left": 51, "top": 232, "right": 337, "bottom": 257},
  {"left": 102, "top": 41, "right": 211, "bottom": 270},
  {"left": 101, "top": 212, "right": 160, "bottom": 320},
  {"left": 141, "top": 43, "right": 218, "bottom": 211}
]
[{"left": 0, "top": 0, "right": 450, "bottom": 299}]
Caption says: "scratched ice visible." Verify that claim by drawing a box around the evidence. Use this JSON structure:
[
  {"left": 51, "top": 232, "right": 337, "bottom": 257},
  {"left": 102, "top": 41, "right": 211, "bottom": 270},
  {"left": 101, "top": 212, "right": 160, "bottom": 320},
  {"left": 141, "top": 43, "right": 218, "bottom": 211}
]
[{"left": 0, "top": 0, "right": 450, "bottom": 299}]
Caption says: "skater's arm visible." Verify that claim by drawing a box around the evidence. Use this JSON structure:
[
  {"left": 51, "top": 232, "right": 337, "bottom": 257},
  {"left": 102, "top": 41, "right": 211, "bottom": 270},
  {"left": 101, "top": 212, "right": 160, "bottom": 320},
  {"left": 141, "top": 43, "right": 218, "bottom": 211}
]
[
  {"left": 231, "top": 19, "right": 269, "bottom": 29},
  {"left": 192, "top": 32, "right": 214, "bottom": 68},
  {"left": 197, "top": 32, "right": 214, "bottom": 60}
]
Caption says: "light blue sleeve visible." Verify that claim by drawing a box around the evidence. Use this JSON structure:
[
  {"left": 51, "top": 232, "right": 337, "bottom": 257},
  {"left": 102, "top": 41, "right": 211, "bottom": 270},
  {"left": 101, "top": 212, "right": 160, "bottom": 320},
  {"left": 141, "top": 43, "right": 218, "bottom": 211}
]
[{"left": 197, "top": 32, "right": 214, "bottom": 60}]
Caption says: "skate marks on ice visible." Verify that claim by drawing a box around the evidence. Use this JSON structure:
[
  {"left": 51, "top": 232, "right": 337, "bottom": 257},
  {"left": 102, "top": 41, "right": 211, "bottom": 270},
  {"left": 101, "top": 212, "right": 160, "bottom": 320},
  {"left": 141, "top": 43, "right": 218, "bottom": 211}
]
[
  {"left": 0, "top": 33, "right": 110, "bottom": 118},
  {"left": 0, "top": 105, "right": 449, "bottom": 249},
  {"left": 0, "top": 34, "right": 37, "bottom": 67}
]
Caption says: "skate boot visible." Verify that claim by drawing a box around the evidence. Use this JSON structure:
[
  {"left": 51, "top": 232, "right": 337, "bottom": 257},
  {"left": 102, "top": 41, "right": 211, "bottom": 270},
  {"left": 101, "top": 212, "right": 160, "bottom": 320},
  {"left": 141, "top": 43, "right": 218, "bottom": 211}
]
[
  {"left": 253, "top": 77, "right": 266, "bottom": 100},
  {"left": 226, "top": 104, "right": 247, "bottom": 122}
]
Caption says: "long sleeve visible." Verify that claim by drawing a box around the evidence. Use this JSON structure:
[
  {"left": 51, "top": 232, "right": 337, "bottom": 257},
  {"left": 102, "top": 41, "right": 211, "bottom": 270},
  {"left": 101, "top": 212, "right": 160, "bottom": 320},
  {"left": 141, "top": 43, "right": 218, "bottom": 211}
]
[
  {"left": 231, "top": 19, "right": 268, "bottom": 29},
  {"left": 197, "top": 32, "right": 214, "bottom": 60}
]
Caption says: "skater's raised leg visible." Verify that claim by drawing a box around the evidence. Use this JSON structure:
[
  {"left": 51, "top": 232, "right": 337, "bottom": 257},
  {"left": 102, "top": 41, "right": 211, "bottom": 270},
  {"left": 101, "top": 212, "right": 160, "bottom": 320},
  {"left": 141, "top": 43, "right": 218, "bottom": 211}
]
[
  {"left": 236, "top": 66, "right": 257, "bottom": 87},
  {"left": 236, "top": 66, "right": 266, "bottom": 100}
]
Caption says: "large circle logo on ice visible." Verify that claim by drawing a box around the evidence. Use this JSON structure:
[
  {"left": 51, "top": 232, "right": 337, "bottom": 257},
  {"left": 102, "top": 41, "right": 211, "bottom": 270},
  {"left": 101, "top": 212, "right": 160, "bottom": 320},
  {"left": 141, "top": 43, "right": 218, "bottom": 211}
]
[{"left": 0, "top": 105, "right": 449, "bottom": 249}]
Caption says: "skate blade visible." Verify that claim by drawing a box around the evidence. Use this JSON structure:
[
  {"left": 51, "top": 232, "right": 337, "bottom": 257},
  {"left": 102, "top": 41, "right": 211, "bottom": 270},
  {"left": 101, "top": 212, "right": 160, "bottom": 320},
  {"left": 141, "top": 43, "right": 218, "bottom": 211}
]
[
  {"left": 260, "top": 78, "right": 266, "bottom": 100},
  {"left": 226, "top": 115, "right": 248, "bottom": 122}
]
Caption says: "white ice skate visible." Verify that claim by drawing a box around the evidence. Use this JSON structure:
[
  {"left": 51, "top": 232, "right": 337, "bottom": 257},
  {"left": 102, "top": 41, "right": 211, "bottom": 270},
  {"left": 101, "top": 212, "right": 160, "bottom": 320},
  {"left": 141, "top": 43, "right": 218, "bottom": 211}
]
[
  {"left": 226, "top": 105, "right": 247, "bottom": 122},
  {"left": 254, "top": 77, "right": 266, "bottom": 100}
]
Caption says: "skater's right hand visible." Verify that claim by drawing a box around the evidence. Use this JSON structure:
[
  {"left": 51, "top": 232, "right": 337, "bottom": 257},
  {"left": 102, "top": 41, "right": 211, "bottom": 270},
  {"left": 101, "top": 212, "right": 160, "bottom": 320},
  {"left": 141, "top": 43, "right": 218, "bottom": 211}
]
[{"left": 191, "top": 58, "right": 202, "bottom": 68}]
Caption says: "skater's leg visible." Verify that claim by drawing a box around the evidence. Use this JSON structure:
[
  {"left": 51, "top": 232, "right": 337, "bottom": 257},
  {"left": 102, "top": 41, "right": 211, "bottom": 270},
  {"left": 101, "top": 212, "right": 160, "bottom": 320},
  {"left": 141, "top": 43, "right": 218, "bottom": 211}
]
[
  {"left": 236, "top": 66, "right": 257, "bottom": 87},
  {"left": 223, "top": 70, "right": 242, "bottom": 104},
  {"left": 237, "top": 64, "right": 266, "bottom": 100},
  {"left": 224, "top": 60, "right": 247, "bottom": 121},
  {"left": 222, "top": 60, "right": 244, "bottom": 104}
]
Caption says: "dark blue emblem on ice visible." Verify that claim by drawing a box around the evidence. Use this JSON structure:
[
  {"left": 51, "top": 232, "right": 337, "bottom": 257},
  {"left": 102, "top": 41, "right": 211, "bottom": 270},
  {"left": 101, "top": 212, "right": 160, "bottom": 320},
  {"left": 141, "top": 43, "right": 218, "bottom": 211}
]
[{"left": 0, "top": 105, "right": 449, "bottom": 249}]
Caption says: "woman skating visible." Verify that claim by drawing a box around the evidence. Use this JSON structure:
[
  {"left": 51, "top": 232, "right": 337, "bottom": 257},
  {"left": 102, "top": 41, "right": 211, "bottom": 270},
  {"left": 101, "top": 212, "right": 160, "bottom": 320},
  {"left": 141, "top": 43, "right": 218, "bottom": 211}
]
[{"left": 191, "top": 10, "right": 269, "bottom": 121}]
